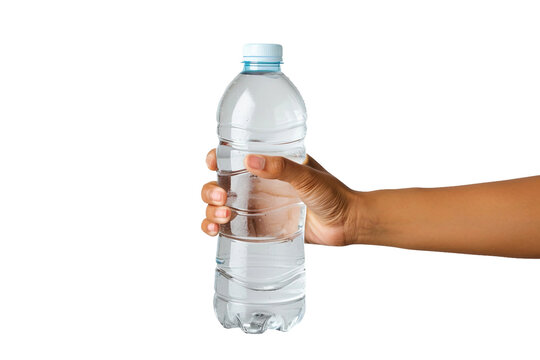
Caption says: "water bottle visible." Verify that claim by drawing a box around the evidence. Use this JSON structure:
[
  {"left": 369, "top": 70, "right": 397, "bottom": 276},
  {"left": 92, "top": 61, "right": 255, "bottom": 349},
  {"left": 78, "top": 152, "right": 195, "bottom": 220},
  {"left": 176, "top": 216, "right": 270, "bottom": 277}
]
[{"left": 213, "top": 44, "right": 307, "bottom": 333}]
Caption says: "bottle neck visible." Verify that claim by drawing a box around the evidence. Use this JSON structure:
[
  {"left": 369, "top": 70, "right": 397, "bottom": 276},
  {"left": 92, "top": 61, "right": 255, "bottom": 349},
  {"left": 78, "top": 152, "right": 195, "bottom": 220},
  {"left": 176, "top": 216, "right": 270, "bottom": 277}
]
[{"left": 242, "top": 61, "right": 281, "bottom": 73}]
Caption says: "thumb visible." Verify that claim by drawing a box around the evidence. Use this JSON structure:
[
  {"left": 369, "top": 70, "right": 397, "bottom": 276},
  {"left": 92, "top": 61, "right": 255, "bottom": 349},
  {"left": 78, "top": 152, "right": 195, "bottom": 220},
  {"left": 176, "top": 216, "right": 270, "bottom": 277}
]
[
  {"left": 244, "top": 154, "right": 351, "bottom": 223},
  {"left": 244, "top": 154, "right": 316, "bottom": 190}
]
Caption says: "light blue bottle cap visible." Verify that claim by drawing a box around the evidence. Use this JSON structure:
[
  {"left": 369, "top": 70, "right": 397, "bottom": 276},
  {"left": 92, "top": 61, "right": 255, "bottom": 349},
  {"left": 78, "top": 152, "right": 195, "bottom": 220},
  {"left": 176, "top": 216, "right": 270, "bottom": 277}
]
[{"left": 243, "top": 43, "right": 283, "bottom": 63}]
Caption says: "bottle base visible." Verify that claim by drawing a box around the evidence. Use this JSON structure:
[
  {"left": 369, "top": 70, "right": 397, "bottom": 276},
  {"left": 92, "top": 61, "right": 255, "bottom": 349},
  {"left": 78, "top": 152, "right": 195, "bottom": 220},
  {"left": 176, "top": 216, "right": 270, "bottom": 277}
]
[{"left": 213, "top": 295, "right": 305, "bottom": 334}]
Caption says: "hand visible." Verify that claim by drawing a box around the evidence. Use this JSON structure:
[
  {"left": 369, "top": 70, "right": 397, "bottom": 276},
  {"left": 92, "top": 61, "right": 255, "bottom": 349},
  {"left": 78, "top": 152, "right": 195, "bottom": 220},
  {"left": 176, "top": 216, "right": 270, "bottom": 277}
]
[{"left": 201, "top": 149, "right": 366, "bottom": 246}]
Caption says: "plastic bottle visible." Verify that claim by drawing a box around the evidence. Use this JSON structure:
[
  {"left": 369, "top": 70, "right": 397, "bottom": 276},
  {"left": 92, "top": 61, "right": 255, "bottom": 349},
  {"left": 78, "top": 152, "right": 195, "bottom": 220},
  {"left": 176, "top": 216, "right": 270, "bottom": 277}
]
[{"left": 213, "top": 43, "right": 307, "bottom": 333}]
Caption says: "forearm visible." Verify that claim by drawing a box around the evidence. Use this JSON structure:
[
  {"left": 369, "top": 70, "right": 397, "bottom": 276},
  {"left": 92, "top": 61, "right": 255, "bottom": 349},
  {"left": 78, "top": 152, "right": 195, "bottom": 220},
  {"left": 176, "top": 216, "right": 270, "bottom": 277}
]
[{"left": 357, "top": 176, "right": 540, "bottom": 258}]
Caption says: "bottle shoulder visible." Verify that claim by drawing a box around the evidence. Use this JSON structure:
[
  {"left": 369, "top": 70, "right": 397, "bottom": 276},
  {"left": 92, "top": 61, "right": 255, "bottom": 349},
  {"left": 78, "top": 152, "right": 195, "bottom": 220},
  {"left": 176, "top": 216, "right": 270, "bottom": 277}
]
[{"left": 218, "top": 71, "right": 306, "bottom": 128}]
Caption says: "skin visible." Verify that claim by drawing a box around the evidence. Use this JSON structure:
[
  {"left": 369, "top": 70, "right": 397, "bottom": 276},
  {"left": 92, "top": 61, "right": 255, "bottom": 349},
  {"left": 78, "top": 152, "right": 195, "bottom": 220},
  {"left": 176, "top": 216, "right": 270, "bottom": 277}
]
[{"left": 201, "top": 149, "right": 540, "bottom": 258}]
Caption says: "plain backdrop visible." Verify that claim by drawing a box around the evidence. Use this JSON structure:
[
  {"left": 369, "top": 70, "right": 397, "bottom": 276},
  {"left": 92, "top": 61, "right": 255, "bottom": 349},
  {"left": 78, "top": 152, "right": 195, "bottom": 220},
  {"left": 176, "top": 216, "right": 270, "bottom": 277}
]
[{"left": 1, "top": 1, "right": 539, "bottom": 359}]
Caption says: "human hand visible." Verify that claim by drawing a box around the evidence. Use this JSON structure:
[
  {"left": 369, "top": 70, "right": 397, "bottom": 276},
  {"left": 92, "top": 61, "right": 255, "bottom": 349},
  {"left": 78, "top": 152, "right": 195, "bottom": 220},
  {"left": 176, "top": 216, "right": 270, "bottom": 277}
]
[
  {"left": 201, "top": 149, "right": 367, "bottom": 246},
  {"left": 201, "top": 148, "right": 540, "bottom": 256}
]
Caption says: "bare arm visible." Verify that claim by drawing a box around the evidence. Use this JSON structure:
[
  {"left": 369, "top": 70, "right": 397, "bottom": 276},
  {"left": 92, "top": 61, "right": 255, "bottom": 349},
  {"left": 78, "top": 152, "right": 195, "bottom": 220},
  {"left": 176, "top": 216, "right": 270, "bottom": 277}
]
[{"left": 359, "top": 176, "right": 540, "bottom": 258}]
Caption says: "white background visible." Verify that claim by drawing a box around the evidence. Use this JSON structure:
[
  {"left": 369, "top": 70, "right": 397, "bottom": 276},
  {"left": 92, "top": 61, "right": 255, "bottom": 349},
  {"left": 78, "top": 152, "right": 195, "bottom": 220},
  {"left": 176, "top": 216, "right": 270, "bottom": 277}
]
[{"left": 1, "top": 1, "right": 539, "bottom": 359}]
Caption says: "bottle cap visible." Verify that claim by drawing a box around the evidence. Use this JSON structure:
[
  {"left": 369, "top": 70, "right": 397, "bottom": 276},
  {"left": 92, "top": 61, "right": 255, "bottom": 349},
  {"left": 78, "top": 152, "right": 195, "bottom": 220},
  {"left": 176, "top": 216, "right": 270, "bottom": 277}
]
[{"left": 243, "top": 43, "right": 283, "bottom": 63}]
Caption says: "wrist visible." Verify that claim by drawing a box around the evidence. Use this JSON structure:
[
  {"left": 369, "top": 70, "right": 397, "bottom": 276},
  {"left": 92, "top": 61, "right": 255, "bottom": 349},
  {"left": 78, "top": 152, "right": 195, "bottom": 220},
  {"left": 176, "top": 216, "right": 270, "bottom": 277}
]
[{"left": 344, "top": 190, "right": 382, "bottom": 246}]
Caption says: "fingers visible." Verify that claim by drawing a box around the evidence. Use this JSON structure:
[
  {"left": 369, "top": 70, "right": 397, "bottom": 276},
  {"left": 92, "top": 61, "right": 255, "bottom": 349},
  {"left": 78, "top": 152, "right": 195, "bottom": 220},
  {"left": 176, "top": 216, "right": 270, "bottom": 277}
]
[
  {"left": 201, "top": 218, "right": 219, "bottom": 236},
  {"left": 201, "top": 181, "right": 227, "bottom": 206},
  {"left": 206, "top": 149, "right": 217, "bottom": 171},
  {"left": 205, "top": 205, "right": 231, "bottom": 224},
  {"left": 201, "top": 204, "right": 231, "bottom": 237},
  {"left": 201, "top": 180, "right": 230, "bottom": 237},
  {"left": 201, "top": 204, "right": 231, "bottom": 236},
  {"left": 202, "top": 152, "right": 227, "bottom": 237}
]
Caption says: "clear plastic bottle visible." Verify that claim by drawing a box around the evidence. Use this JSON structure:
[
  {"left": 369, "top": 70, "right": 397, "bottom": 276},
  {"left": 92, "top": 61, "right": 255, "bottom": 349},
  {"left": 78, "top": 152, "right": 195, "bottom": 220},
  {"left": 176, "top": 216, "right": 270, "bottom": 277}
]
[{"left": 213, "top": 44, "right": 307, "bottom": 333}]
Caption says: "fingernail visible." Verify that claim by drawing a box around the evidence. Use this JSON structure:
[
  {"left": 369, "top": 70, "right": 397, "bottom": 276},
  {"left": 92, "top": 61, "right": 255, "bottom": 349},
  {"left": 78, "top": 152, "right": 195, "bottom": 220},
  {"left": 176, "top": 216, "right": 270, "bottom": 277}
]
[
  {"left": 212, "top": 191, "right": 223, "bottom": 202},
  {"left": 208, "top": 223, "right": 218, "bottom": 232},
  {"left": 247, "top": 155, "right": 265, "bottom": 170},
  {"left": 216, "top": 208, "right": 228, "bottom": 218}
]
